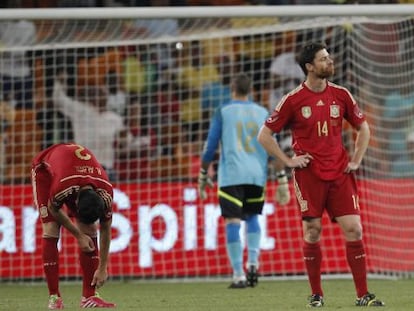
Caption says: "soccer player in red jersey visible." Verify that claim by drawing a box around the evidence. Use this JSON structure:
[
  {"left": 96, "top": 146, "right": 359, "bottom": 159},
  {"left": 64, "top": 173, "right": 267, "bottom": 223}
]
[
  {"left": 31, "top": 143, "right": 116, "bottom": 309},
  {"left": 257, "top": 42, "right": 384, "bottom": 308}
]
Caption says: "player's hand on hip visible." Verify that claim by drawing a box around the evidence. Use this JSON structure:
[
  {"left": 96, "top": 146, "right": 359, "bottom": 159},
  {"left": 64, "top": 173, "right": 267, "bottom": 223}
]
[
  {"left": 78, "top": 234, "right": 96, "bottom": 253},
  {"left": 198, "top": 168, "right": 213, "bottom": 200},
  {"left": 291, "top": 153, "right": 313, "bottom": 168},
  {"left": 276, "top": 175, "right": 291, "bottom": 206}
]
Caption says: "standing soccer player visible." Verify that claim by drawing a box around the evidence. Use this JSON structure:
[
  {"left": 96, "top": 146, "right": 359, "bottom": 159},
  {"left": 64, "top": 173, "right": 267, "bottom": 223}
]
[
  {"left": 31, "top": 143, "right": 116, "bottom": 309},
  {"left": 198, "top": 73, "right": 288, "bottom": 288},
  {"left": 257, "top": 42, "right": 384, "bottom": 307}
]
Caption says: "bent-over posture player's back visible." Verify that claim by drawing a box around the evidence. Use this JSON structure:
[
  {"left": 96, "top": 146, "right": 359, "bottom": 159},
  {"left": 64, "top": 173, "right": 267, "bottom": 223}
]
[{"left": 32, "top": 143, "right": 116, "bottom": 309}]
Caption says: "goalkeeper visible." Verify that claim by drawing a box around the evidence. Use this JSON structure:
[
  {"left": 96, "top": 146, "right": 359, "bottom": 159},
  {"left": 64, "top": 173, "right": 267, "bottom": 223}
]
[{"left": 198, "top": 73, "right": 290, "bottom": 289}]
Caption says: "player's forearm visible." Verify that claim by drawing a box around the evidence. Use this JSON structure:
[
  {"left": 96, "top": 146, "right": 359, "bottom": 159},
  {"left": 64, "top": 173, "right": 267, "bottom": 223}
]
[
  {"left": 50, "top": 207, "right": 82, "bottom": 239},
  {"left": 351, "top": 121, "right": 370, "bottom": 166},
  {"left": 258, "top": 126, "right": 291, "bottom": 167}
]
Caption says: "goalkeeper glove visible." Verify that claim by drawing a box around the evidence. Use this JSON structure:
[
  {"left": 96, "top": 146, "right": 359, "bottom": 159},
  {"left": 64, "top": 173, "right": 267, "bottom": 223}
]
[
  {"left": 198, "top": 168, "right": 213, "bottom": 200},
  {"left": 275, "top": 171, "right": 290, "bottom": 206}
]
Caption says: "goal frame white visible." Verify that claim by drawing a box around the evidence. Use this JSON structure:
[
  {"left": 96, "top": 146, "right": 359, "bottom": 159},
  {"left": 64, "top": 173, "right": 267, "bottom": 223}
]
[
  {"left": 1, "top": 4, "right": 414, "bottom": 282},
  {"left": 0, "top": 4, "right": 414, "bottom": 21}
]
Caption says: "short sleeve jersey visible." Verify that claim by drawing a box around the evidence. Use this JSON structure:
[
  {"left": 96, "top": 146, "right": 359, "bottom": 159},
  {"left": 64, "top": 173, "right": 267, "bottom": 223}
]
[
  {"left": 265, "top": 82, "right": 365, "bottom": 181},
  {"left": 32, "top": 143, "right": 113, "bottom": 220}
]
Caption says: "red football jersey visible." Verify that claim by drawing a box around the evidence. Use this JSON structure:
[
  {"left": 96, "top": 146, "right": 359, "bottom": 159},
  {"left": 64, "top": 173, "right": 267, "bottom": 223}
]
[
  {"left": 265, "top": 82, "right": 365, "bottom": 181},
  {"left": 32, "top": 143, "right": 113, "bottom": 220}
]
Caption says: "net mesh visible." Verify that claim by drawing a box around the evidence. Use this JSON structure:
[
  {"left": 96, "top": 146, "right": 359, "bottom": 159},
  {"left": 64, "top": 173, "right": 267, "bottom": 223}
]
[{"left": 1, "top": 8, "right": 414, "bottom": 281}]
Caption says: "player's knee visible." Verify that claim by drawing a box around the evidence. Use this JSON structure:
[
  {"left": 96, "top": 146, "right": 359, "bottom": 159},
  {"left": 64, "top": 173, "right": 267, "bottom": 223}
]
[
  {"left": 304, "top": 225, "right": 322, "bottom": 242},
  {"left": 42, "top": 221, "right": 60, "bottom": 238},
  {"left": 304, "top": 231, "right": 321, "bottom": 243},
  {"left": 344, "top": 223, "right": 363, "bottom": 240}
]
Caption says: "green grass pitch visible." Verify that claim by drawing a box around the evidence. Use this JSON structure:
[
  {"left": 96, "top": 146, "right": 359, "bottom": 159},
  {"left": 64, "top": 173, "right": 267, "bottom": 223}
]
[{"left": 1, "top": 278, "right": 412, "bottom": 310}]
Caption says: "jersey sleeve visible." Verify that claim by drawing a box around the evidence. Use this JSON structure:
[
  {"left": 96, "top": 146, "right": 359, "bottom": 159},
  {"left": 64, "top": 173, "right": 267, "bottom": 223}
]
[
  {"left": 343, "top": 89, "right": 365, "bottom": 128},
  {"left": 264, "top": 95, "right": 292, "bottom": 133},
  {"left": 201, "top": 107, "right": 222, "bottom": 163}
]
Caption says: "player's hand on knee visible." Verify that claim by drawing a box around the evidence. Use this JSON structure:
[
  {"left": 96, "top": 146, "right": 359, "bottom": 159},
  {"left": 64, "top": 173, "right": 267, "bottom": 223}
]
[{"left": 78, "top": 234, "right": 95, "bottom": 253}]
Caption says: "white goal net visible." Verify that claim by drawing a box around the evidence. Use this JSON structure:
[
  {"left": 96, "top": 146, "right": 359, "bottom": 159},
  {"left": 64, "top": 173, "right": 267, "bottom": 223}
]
[{"left": 1, "top": 5, "right": 414, "bottom": 282}]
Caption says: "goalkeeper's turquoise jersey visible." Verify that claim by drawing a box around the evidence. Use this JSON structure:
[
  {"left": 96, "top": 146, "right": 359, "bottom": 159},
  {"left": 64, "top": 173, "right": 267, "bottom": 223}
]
[{"left": 201, "top": 99, "right": 269, "bottom": 187}]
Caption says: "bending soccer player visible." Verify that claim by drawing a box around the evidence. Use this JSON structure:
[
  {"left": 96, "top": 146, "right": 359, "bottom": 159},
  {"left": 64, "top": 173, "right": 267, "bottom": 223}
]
[
  {"left": 257, "top": 41, "right": 384, "bottom": 307},
  {"left": 198, "top": 73, "right": 289, "bottom": 288},
  {"left": 31, "top": 143, "right": 116, "bottom": 309}
]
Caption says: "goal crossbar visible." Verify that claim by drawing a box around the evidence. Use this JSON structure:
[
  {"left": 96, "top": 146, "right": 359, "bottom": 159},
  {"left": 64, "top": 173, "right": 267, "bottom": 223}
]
[
  {"left": 1, "top": 3, "right": 414, "bottom": 282},
  {"left": 0, "top": 4, "right": 414, "bottom": 20}
]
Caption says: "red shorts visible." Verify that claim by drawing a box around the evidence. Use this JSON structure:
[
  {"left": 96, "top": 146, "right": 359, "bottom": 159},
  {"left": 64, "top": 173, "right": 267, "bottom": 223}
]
[
  {"left": 31, "top": 163, "right": 78, "bottom": 223},
  {"left": 32, "top": 163, "right": 56, "bottom": 223},
  {"left": 292, "top": 167, "right": 360, "bottom": 220}
]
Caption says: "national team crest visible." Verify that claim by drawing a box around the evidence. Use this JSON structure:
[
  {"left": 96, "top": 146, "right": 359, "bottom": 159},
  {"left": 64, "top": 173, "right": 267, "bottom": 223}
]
[
  {"left": 40, "top": 206, "right": 48, "bottom": 218},
  {"left": 330, "top": 105, "right": 340, "bottom": 118},
  {"left": 301, "top": 106, "right": 311, "bottom": 119}
]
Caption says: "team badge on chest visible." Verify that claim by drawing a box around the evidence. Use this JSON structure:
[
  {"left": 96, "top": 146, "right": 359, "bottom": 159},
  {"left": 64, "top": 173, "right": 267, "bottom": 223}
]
[
  {"left": 330, "top": 105, "right": 340, "bottom": 118},
  {"left": 301, "top": 106, "right": 312, "bottom": 119}
]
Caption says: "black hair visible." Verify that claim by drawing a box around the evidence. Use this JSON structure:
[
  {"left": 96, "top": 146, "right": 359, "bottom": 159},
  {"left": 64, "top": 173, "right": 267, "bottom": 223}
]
[
  {"left": 77, "top": 188, "right": 105, "bottom": 224},
  {"left": 297, "top": 41, "right": 327, "bottom": 75},
  {"left": 231, "top": 73, "right": 252, "bottom": 97}
]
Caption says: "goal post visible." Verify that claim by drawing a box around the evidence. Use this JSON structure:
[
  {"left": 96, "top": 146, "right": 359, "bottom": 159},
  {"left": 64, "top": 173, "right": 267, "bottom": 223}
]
[{"left": 1, "top": 5, "right": 414, "bottom": 282}]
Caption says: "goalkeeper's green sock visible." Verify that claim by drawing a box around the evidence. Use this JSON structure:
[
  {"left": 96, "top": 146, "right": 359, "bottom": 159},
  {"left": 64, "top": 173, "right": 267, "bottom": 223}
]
[{"left": 226, "top": 222, "right": 243, "bottom": 277}]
